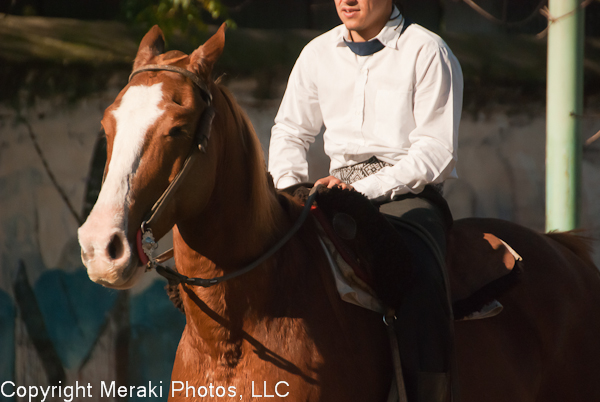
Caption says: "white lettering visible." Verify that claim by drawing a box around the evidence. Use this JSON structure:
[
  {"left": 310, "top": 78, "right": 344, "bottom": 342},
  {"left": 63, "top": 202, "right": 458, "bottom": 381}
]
[
  {"left": 101, "top": 381, "right": 115, "bottom": 397},
  {"left": 216, "top": 386, "right": 226, "bottom": 397},
  {"left": 186, "top": 382, "right": 196, "bottom": 397},
  {"left": 40, "top": 385, "right": 50, "bottom": 402},
  {"left": 252, "top": 381, "right": 261, "bottom": 397},
  {"left": 171, "top": 381, "right": 184, "bottom": 397},
  {"left": 198, "top": 386, "right": 207, "bottom": 397},
  {"left": 63, "top": 385, "right": 73, "bottom": 402},
  {"left": 148, "top": 381, "right": 158, "bottom": 398},
  {"left": 117, "top": 385, "right": 128, "bottom": 398},
  {"left": 264, "top": 381, "right": 274, "bottom": 397},
  {"left": 136, "top": 385, "right": 146, "bottom": 398},
  {"left": 275, "top": 381, "right": 289, "bottom": 397},
  {"left": 0, "top": 382, "right": 94, "bottom": 402},
  {"left": 28, "top": 386, "right": 39, "bottom": 401},
  {"left": 1, "top": 382, "right": 15, "bottom": 397}
]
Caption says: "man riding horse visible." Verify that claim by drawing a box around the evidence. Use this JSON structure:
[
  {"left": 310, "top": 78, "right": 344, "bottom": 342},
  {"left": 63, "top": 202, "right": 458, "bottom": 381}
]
[{"left": 268, "top": 1, "right": 463, "bottom": 401}]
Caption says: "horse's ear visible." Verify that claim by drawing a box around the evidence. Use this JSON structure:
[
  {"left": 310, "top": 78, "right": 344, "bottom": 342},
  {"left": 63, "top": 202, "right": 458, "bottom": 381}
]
[
  {"left": 134, "top": 25, "right": 165, "bottom": 70},
  {"left": 189, "top": 23, "right": 227, "bottom": 78}
]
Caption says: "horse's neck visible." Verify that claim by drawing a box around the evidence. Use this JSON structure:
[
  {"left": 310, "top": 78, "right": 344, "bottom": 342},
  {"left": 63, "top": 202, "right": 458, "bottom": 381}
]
[
  {"left": 176, "top": 193, "right": 281, "bottom": 268},
  {"left": 176, "top": 84, "right": 284, "bottom": 268},
  {"left": 172, "top": 206, "right": 296, "bottom": 358},
  {"left": 171, "top": 83, "right": 297, "bottom": 342},
  {"left": 174, "top": 186, "right": 322, "bottom": 353},
  {"left": 172, "top": 232, "right": 277, "bottom": 344}
]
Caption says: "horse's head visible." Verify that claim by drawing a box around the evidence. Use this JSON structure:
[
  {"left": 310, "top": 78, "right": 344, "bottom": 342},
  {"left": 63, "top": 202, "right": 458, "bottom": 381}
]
[{"left": 78, "top": 24, "right": 226, "bottom": 289}]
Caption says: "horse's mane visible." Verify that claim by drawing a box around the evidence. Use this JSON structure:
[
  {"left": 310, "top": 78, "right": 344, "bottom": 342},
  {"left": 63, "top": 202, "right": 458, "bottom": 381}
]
[
  {"left": 213, "top": 82, "right": 280, "bottom": 234},
  {"left": 546, "top": 231, "right": 597, "bottom": 268}
]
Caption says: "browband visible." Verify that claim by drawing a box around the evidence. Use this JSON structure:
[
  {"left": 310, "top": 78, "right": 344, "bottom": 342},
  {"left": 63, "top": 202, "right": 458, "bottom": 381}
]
[{"left": 129, "top": 64, "right": 212, "bottom": 105}]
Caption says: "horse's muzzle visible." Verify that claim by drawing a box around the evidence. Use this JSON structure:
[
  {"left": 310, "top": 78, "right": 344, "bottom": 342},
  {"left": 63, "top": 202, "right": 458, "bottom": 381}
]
[{"left": 78, "top": 214, "right": 144, "bottom": 289}]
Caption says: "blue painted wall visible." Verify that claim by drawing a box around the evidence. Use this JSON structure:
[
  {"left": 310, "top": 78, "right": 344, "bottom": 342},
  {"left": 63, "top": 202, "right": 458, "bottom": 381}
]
[
  {"left": 129, "top": 280, "right": 186, "bottom": 400},
  {"left": 0, "top": 289, "right": 15, "bottom": 387}
]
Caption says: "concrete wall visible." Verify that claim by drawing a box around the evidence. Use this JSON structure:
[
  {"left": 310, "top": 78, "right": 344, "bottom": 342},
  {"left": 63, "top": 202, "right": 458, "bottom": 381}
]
[
  {"left": 1, "top": 70, "right": 599, "bottom": 400},
  {"left": 0, "top": 86, "right": 184, "bottom": 400}
]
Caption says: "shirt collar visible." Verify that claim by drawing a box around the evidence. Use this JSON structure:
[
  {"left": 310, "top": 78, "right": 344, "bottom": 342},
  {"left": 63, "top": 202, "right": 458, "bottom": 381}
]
[{"left": 335, "top": 5, "right": 404, "bottom": 51}]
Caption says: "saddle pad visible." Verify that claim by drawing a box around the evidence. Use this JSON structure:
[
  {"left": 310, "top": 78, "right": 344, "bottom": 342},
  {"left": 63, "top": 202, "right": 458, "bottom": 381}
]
[
  {"left": 317, "top": 230, "right": 386, "bottom": 314},
  {"left": 315, "top": 216, "right": 521, "bottom": 321}
]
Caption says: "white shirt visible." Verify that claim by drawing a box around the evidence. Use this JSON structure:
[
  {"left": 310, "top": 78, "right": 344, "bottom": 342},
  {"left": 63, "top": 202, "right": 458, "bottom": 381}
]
[{"left": 268, "top": 9, "right": 463, "bottom": 201}]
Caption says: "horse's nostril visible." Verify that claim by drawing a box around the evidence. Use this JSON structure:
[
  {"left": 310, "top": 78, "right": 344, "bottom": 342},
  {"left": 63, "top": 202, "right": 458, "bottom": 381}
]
[{"left": 107, "top": 234, "right": 124, "bottom": 260}]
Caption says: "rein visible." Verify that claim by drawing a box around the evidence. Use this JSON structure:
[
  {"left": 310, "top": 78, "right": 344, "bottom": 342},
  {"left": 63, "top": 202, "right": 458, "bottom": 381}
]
[
  {"left": 155, "top": 189, "right": 318, "bottom": 288},
  {"left": 129, "top": 64, "right": 318, "bottom": 288}
]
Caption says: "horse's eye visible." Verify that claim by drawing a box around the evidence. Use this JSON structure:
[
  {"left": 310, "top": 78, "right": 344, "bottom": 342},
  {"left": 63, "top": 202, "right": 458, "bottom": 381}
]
[{"left": 168, "top": 127, "right": 186, "bottom": 137}]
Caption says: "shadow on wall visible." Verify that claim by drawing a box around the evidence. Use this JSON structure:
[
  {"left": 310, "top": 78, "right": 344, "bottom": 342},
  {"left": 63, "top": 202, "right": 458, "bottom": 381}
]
[{"left": 0, "top": 121, "right": 185, "bottom": 400}]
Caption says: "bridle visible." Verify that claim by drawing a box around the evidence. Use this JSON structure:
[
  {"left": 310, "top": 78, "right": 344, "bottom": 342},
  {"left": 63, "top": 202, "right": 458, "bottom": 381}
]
[
  {"left": 129, "top": 64, "right": 213, "bottom": 105},
  {"left": 128, "top": 64, "right": 215, "bottom": 269},
  {"left": 127, "top": 64, "right": 317, "bottom": 288}
]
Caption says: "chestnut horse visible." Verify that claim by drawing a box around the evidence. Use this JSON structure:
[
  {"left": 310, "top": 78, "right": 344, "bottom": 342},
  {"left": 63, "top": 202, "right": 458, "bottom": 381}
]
[{"left": 78, "top": 25, "right": 600, "bottom": 402}]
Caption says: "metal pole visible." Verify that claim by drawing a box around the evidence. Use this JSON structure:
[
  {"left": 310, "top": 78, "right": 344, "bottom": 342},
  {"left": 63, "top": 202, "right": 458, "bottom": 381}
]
[{"left": 545, "top": 0, "right": 585, "bottom": 231}]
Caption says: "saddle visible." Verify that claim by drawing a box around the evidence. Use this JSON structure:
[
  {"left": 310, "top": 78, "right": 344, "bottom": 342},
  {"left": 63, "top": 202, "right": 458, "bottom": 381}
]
[{"left": 288, "top": 184, "right": 523, "bottom": 320}]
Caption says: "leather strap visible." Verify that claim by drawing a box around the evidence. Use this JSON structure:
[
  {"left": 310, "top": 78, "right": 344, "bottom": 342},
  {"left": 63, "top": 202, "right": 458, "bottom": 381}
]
[
  {"left": 385, "top": 309, "right": 409, "bottom": 402},
  {"left": 129, "top": 64, "right": 212, "bottom": 105},
  {"left": 143, "top": 106, "right": 215, "bottom": 231}
]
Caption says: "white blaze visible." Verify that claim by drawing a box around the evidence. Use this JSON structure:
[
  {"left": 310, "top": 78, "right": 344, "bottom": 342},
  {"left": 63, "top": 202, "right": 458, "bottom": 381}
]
[
  {"left": 98, "top": 83, "right": 165, "bottom": 212},
  {"left": 78, "top": 83, "right": 165, "bottom": 287}
]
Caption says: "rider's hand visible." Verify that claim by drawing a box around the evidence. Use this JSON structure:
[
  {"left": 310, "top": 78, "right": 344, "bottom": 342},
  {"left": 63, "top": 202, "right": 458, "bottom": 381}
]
[{"left": 314, "top": 175, "right": 354, "bottom": 191}]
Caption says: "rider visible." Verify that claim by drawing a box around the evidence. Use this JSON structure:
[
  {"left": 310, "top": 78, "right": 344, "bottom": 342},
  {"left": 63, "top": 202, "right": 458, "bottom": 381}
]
[{"left": 268, "top": 0, "right": 463, "bottom": 401}]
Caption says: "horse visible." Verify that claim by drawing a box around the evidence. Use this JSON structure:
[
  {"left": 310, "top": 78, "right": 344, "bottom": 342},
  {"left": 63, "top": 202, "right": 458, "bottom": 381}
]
[{"left": 77, "top": 24, "right": 600, "bottom": 402}]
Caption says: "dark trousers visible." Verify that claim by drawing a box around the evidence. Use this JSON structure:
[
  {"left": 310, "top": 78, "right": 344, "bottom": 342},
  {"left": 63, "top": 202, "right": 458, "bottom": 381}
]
[{"left": 379, "top": 192, "right": 454, "bottom": 402}]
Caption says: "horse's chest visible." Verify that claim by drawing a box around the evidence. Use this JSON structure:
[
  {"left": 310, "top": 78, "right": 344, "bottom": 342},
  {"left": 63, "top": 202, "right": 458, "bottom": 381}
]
[{"left": 169, "top": 326, "right": 322, "bottom": 401}]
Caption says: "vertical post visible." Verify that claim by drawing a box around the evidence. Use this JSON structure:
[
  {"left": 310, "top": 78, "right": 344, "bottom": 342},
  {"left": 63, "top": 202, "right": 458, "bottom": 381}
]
[{"left": 545, "top": 0, "right": 585, "bottom": 231}]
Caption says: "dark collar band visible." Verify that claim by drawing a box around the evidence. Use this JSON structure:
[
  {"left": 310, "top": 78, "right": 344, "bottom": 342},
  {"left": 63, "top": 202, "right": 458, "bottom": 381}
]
[{"left": 343, "top": 38, "right": 385, "bottom": 56}]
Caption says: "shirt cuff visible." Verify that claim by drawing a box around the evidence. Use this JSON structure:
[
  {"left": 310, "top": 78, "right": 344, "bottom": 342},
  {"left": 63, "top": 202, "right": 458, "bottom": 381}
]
[
  {"left": 352, "top": 173, "right": 411, "bottom": 202},
  {"left": 276, "top": 176, "right": 301, "bottom": 190},
  {"left": 351, "top": 175, "right": 384, "bottom": 200}
]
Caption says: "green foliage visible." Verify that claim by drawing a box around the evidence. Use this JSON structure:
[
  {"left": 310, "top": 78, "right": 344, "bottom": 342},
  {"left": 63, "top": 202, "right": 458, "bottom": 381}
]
[{"left": 120, "top": 0, "right": 236, "bottom": 39}]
